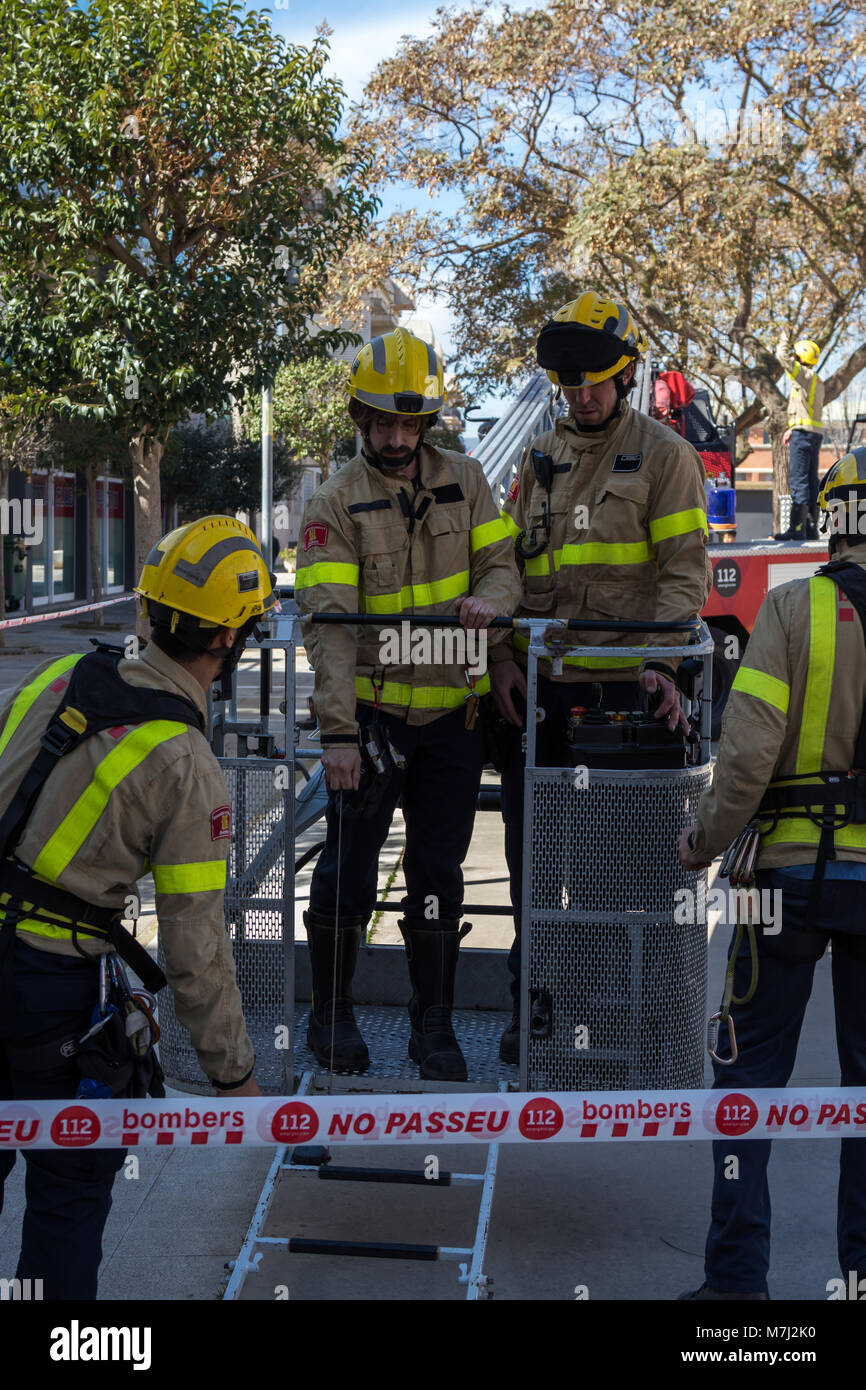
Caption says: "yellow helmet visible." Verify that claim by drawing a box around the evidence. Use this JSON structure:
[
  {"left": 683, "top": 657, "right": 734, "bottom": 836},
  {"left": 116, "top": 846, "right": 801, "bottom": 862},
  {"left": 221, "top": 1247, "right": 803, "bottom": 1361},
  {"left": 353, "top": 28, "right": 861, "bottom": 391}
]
[
  {"left": 136, "top": 515, "right": 278, "bottom": 630},
  {"left": 818, "top": 448, "right": 866, "bottom": 543},
  {"left": 348, "top": 327, "right": 444, "bottom": 415},
  {"left": 794, "top": 339, "right": 820, "bottom": 368},
  {"left": 537, "top": 291, "right": 648, "bottom": 387}
]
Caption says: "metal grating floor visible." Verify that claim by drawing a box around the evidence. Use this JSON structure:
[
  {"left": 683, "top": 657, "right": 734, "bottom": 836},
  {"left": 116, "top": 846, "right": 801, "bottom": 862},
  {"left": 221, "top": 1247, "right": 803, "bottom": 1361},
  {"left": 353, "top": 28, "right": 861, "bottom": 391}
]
[
  {"left": 293, "top": 1004, "right": 515, "bottom": 1087},
  {"left": 161, "top": 1004, "right": 515, "bottom": 1094}
]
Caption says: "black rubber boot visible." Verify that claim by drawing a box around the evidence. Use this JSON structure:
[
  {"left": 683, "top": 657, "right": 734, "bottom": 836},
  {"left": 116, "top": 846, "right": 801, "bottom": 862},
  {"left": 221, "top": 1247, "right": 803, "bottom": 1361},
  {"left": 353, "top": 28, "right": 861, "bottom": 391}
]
[
  {"left": 499, "top": 1011, "right": 520, "bottom": 1065},
  {"left": 398, "top": 919, "right": 470, "bottom": 1082},
  {"left": 804, "top": 504, "right": 819, "bottom": 540},
  {"left": 775, "top": 501, "right": 806, "bottom": 541},
  {"left": 304, "top": 910, "right": 370, "bottom": 1073}
]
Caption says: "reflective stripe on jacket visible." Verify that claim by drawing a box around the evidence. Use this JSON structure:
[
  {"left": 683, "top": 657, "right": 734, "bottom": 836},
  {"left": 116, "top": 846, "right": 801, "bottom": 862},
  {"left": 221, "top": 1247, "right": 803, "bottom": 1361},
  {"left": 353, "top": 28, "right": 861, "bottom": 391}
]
[
  {"left": 496, "top": 402, "right": 711, "bottom": 681},
  {"left": 295, "top": 444, "right": 522, "bottom": 742},
  {"left": 692, "top": 540, "right": 866, "bottom": 868},
  {"left": 777, "top": 340, "right": 824, "bottom": 432},
  {"left": 0, "top": 643, "right": 254, "bottom": 1086}
]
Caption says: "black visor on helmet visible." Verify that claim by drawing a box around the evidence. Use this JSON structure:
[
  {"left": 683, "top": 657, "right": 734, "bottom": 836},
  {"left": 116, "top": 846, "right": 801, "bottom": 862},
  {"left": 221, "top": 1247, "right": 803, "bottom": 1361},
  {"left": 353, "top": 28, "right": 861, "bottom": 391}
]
[
  {"left": 393, "top": 390, "right": 425, "bottom": 413},
  {"left": 536, "top": 321, "right": 637, "bottom": 384}
]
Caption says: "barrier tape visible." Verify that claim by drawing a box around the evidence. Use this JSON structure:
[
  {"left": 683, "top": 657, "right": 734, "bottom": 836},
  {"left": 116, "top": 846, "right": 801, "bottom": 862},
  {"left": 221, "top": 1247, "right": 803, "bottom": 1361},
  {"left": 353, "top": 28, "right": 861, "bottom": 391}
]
[
  {"left": 0, "top": 594, "right": 135, "bottom": 630},
  {"left": 2, "top": 1087, "right": 866, "bottom": 1151}
]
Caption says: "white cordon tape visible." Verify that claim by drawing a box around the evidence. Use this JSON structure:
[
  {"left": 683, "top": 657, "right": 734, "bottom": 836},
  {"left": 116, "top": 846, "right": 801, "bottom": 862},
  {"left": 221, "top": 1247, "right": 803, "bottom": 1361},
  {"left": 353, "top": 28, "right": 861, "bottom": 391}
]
[
  {"left": 0, "top": 594, "right": 135, "bottom": 630},
  {"left": 2, "top": 1087, "right": 866, "bottom": 1151}
]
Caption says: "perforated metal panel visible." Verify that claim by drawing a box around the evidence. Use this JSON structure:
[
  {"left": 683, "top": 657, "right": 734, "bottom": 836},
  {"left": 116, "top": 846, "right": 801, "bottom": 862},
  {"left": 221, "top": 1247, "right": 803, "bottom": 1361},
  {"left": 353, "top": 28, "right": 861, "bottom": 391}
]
[
  {"left": 523, "top": 765, "right": 711, "bottom": 1091},
  {"left": 157, "top": 758, "right": 293, "bottom": 1094}
]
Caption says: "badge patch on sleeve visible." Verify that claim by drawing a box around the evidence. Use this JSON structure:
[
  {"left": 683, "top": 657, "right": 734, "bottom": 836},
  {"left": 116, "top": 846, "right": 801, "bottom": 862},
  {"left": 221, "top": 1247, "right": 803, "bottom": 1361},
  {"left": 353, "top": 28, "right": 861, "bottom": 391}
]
[
  {"left": 507, "top": 476, "right": 520, "bottom": 502},
  {"left": 611, "top": 453, "right": 643, "bottom": 473},
  {"left": 304, "top": 523, "right": 329, "bottom": 551},
  {"left": 211, "top": 805, "right": 231, "bottom": 840}
]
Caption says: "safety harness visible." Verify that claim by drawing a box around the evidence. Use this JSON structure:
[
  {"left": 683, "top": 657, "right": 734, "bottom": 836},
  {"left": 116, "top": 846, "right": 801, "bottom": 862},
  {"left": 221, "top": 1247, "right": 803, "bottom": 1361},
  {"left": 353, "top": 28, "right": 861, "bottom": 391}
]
[
  {"left": 0, "top": 641, "right": 205, "bottom": 1020},
  {"left": 757, "top": 560, "right": 866, "bottom": 927}
]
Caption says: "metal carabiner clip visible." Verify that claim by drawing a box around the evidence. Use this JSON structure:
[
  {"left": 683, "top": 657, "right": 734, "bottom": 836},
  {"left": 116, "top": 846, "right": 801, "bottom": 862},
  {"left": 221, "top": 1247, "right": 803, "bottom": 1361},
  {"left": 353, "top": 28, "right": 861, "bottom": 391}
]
[{"left": 707, "top": 1011, "right": 738, "bottom": 1066}]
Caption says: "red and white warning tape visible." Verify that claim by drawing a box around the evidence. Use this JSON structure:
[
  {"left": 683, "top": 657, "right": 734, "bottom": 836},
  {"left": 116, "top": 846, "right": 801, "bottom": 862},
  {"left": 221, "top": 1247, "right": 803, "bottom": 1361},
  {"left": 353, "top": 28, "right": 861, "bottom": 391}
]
[
  {"left": 0, "top": 594, "right": 135, "bottom": 630},
  {"left": 2, "top": 1087, "right": 866, "bottom": 1151}
]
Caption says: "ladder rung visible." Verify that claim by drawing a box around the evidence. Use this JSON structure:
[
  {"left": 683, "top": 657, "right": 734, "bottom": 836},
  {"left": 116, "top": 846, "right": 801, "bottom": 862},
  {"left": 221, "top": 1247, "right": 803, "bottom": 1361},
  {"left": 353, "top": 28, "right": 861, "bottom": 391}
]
[
  {"left": 317, "top": 1166, "right": 451, "bottom": 1187},
  {"left": 288, "top": 1238, "right": 441, "bottom": 1260}
]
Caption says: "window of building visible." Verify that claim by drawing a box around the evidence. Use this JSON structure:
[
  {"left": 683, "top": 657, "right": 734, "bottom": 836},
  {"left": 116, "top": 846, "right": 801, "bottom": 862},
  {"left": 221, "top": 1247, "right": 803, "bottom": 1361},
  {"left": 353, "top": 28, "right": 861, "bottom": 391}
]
[
  {"left": 29, "top": 472, "right": 75, "bottom": 605},
  {"left": 96, "top": 477, "right": 125, "bottom": 591}
]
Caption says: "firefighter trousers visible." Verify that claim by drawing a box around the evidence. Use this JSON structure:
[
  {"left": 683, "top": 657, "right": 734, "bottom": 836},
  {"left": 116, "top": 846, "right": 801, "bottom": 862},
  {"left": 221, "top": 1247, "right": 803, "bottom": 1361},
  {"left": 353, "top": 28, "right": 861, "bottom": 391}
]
[
  {"left": 310, "top": 703, "right": 485, "bottom": 923},
  {"left": 705, "top": 869, "right": 866, "bottom": 1293},
  {"left": 0, "top": 939, "right": 126, "bottom": 1300}
]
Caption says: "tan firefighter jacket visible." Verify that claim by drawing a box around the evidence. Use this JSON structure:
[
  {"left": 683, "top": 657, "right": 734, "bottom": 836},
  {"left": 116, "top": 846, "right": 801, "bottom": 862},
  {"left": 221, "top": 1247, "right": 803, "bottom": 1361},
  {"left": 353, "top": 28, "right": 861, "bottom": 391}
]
[
  {"left": 494, "top": 401, "right": 712, "bottom": 682},
  {"left": 692, "top": 539, "right": 866, "bottom": 868},
  {"left": 295, "top": 444, "right": 521, "bottom": 744},
  {"left": 777, "top": 338, "right": 824, "bottom": 433},
  {"left": 0, "top": 642, "right": 255, "bottom": 1087}
]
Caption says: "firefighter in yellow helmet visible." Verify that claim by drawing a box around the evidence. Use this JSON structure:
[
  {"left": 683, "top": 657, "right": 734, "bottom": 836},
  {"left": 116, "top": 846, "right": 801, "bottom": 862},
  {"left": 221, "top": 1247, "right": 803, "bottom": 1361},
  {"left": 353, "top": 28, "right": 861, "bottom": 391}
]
[
  {"left": 295, "top": 327, "right": 520, "bottom": 1081},
  {"left": 0, "top": 516, "right": 277, "bottom": 1299},
  {"left": 775, "top": 334, "right": 825, "bottom": 540},
  {"left": 678, "top": 447, "right": 866, "bottom": 1299},
  {"left": 491, "top": 290, "right": 712, "bottom": 1062}
]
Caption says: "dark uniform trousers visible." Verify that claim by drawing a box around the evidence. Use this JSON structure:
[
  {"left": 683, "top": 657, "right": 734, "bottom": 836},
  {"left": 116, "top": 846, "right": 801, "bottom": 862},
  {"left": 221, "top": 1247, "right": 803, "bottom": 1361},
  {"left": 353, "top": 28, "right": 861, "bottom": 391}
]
[
  {"left": 788, "top": 429, "right": 823, "bottom": 509},
  {"left": 0, "top": 940, "right": 126, "bottom": 1300},
  {"left": 499, "top": 675, "right": 642, "bottom": 1000},
  {"left": 706, "top": 869, "right": 866, "bottom": 1293},
  {"left": 311, "top": 703, "right": 485, "bottom": 924}
]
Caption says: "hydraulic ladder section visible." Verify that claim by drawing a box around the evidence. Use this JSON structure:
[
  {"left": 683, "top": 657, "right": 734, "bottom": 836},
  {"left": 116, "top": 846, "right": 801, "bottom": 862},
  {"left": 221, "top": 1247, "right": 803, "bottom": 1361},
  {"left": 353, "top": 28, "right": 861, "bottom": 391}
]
[{"left": 222, "top": 1075, "right": 504, "bottom": 1301}]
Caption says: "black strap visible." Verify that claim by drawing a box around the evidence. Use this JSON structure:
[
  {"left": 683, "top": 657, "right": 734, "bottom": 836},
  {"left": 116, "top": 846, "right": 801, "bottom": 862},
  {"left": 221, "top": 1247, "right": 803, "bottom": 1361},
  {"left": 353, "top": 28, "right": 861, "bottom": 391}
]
[
  {"left": 817, "top": 561, "right": 866, "bottom": 767},
  {"left": 0, "top": 859, "right": 166, "bottom": 994},
  {"left": 0, "top": 648, "right": 203, "bottom": 862}
]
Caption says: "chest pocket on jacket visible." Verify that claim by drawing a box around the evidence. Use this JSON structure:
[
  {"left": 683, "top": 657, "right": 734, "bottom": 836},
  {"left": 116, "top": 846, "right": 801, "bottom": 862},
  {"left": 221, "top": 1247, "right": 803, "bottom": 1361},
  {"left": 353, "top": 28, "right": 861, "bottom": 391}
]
[
  {"left": 358, "top": 522, "right": 408, "bottom": 594},
  {"left": 592, "top": 475, "right": 651, "bottom": 542},
  {"left": 421, "top": 504, "right": 472, "bottom": 592}
]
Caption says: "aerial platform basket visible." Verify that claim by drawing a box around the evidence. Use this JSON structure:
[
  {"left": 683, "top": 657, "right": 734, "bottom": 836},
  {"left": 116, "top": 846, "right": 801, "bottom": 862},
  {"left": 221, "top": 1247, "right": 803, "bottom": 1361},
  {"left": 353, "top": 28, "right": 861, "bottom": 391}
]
[{"left": 518, "top": 617, "right": 714, "bottom": 1092}]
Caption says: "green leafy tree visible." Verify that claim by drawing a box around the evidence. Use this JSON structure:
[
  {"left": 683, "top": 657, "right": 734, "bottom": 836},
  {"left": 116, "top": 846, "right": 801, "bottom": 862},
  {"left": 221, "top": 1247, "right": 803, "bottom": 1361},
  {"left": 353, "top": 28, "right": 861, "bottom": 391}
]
[
  {"left": 0, "top": 0, "right": 376, "bottom": 603},
  {"left": 244, "top": 357, "right": 353, "bottom": 482},
  {"left": 161, "top": 422, "right": 300, "bottom": 518}
]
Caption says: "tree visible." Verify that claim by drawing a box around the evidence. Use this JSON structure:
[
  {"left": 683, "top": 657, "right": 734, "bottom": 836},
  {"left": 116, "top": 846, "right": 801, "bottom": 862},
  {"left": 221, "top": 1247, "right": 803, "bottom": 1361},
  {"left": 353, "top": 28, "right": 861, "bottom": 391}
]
[
  {"left": 0, "top": 0, "right": 376, "bottom": 606},
  {"left": 161, "top": 421, "right": 300, "bottom": 518},
  {"left": 243, "top": 357, "right": 354, "bottom": 482},
  {"left": 352, "top": 0, "right": 866, "bottom": 529}
]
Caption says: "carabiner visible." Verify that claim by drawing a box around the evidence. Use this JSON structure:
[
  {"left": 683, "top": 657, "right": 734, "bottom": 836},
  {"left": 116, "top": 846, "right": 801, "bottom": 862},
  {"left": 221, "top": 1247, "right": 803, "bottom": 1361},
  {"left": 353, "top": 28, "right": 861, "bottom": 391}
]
[{"left": 707, "top": 1011, "right": 738, "bottom": 1066}]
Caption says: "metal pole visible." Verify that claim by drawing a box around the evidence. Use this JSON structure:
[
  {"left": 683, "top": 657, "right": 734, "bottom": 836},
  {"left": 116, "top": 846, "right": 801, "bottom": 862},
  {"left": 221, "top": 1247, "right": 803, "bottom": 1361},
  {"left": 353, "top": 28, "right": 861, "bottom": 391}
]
[{"left": 261, "top": 384, "right": 273, "bottom": 560}]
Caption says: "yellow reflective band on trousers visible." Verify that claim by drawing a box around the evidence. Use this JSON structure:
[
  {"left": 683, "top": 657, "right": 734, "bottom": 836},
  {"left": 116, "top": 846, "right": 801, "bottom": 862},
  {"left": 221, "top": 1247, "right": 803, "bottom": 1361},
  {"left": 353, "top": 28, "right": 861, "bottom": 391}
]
[
  {"left": 153, "top": 860, "right": 227, "bottom": 893},
  {"left": 32, "top": 721, "right": 190, "bottom": 881},
  {"left": 730, "top": 664, "right": 791, "bottom": 714},
  {"left": 294, "top": 562, "right": 359, "bottom": 590},
  {"left": 797, "top": 578, "right": 835, "bottom": 773},
  {"left": 470, "top": 517, "right": 509, "bottom": 552},
  {"left": 0, "top": 654, "right": 82, "bottom": 759},
  {"left": 355, "top": 674, "right": 491, "bottom": 707},
  {"left": 513, "top": 632, "right": 644, "bottom": 668},
  {"left": 649, "top": 509, "right": 708, "bottom": 545},
  {"left": 361, "top": 570, "right": 469, "bottom": 614}
]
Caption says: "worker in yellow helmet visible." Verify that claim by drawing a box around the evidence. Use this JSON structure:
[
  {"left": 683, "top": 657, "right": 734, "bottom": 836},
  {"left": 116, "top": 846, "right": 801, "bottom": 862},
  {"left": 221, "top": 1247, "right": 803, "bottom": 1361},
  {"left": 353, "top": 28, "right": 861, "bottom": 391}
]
[
  {"left": 295, "top": 327, "right": 520, "bottom": 1081},
  {"left": 0, "top": 516, "right": 277, "bottom": 1299},
  {"left": 679, "top": 446, "right": 866, "bottom": 1298},
  {"left": 492, "top": 290, "right": 712, "bottom": 1063},
  {"left": 775, "top": 334, "right": 825, "bottom": 540}
]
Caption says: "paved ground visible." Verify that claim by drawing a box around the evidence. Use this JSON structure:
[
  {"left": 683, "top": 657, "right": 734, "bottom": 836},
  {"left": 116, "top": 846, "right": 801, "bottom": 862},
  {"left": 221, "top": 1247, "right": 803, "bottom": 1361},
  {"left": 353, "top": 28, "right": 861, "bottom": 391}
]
[{"left": 0, "top": 613, "right": 854, "bottom": 1304}]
